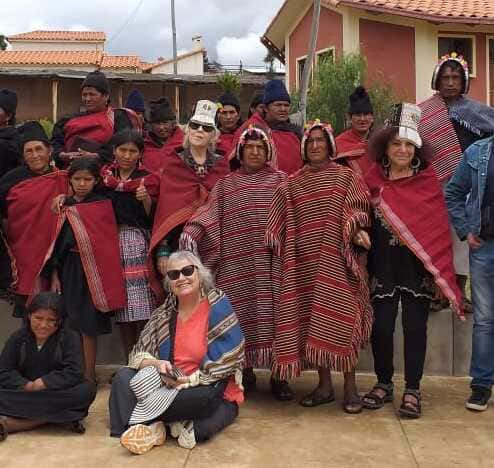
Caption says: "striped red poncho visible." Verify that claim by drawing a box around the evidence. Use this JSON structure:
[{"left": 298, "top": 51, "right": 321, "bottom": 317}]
[
  {"left": 181, "top": 166, "right": 287, "bottom": 368},
  {"left": 265, "top": 162, "right": 372, "bottom": 378}
]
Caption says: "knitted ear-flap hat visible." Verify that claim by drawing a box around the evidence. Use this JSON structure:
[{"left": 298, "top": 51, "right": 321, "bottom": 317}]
[
  {"left": 301, "top": 119, "right": 337, "bottom": 162},
  {"left": 431, "top": 52, "right": 470, "bottom": 95}
]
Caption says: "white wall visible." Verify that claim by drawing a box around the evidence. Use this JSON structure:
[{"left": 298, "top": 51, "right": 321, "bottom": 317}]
[{"left": 149, "top": 52, "right": 204, "bottom": 75}]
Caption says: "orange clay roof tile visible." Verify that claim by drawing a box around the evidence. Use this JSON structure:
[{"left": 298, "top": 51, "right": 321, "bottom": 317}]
[{"left": 8, "top": 30, "right": 106, "bottom": 42}]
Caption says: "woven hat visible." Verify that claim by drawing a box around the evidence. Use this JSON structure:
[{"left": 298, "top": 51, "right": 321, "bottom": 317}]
[
  {"left": 149, "top": 97, "right": 176, "bottom": 122},
  {"left": 129, "top": 366, "right": 179, "bottom": 425},
  {"left": 218, "top": 91, "right": 240, "bottom": 112},
  {"left": 19, "top": 121, "right": 51, "bottom": 148},
  {"left": 431, "top": 52, "right": 469, "bottom": 95},
  {"left": 0, "top": 89, "right": 17, "bottom": 115},
  {"left": 81, "top": 70, "right": 110, "bottom": 95},
  {"left": 263, "top": 79, "right": 290, "bottom": 106},
  {"left": 301, "top": 119, "right": 337, "bottom": 161},
  {"left": 125, "top": 90, "right": 145, "bottom": 113},
  {"left": 387, "top": 103, "right": 422, "bottom": 148},
  {"left": 235, "top": 125, "right": 273, "bottom": 162},
  {"left": 348, "top": 86, "right": 373, "bottom": 115},
  {"left": 189, "top": 100, "right": 218, "bottom": 128}
]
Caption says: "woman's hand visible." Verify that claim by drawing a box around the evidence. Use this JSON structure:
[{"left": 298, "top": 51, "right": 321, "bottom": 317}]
[
  {"left": 50, "top": 271, "right": 62, "bottom": 295},
  {"left": 51, "top": 194, "right": 66, "bottom": 214},
  {"left": 155, "top": 360, "right": 173, "bottom": 375},
  {"left": 135, "top": 179, "right": 150, "bottom": 203},
  {"left": 353, "top": 229, "right": 371, "bottom": 250},
  {"left": 467, "top": 233, "right": 482, "bottom": 250},
  {"left": 24, "top": 379, "right": 46, "bottom": 392},
  {"left": 157, "top": 256, "right": 168, "bottom": 276}
]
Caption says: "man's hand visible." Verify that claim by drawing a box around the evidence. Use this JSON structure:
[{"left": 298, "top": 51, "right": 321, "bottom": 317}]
[{"left": 467, "top": 233, "right": 482, "bottom": 249}]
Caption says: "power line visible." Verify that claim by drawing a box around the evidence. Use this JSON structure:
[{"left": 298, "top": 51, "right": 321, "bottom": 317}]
[{"left": 107, "top": 0, "right": 145, "bottom": 46}]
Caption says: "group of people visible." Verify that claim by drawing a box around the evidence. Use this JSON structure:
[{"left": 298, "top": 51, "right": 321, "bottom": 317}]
[{"left": 1, "top": 51, "right": 494, "bottom": 454}]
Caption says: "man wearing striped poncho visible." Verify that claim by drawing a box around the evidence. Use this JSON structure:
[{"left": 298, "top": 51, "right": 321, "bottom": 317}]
[
  {"left": 180, "top": 126, "right": 290, "bottom": 399},
  {"left": 265, "top": 121, "right": 372, "bottom": 413}
]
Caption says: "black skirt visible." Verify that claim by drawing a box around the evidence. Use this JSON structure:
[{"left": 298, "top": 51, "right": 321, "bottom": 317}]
[{"left": 0, "top": 381, "right": 96, "bottom": 422}]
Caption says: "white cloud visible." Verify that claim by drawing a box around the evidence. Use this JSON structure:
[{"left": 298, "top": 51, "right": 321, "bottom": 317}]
[{"left": 216, "top": 32, "right": 266, "bottom": 67}]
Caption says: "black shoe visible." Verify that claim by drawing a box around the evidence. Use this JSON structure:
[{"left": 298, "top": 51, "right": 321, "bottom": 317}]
[
  {"left": 69, "top": 420, "right": 86, "bottom": 434},
  {"left": 466, "top": 386, "right": 491, "bottom": 412},
  {"left": 270, "top": 378, "right": 294, "bottom": 401},
  {"left": 243, "top": 368, "right": 257, "bottom": 393}
]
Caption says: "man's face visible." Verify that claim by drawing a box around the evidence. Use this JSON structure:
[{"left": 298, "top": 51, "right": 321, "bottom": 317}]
[
  {"left": 81, "top": 87, "right": 108, "bottom": 113},
  {"left": 350, "top": 113, "right": 374, "bottom": 136},
  {"left": 151, "top": 121, "right": 175, "bottom": 140},
  {"left": 438, "top": 66, "right": 463, "bottom": 100},
  {"left": 265, "top": 101, "right": 290, "bottom": 124},
  {"left": 218, "top": 105, "right": 240, "bottom": 132},
  {"left": 306, "top": 128, "right": 330, "bottom": 165},
  {"left": 241, "top": 138, "right": 268, "bottom": 173}
]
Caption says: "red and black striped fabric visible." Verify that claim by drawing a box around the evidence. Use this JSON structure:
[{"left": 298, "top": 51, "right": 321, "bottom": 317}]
[
  {"left": 265, "top": 163, "right": 372, "bottom": 379},
  {"left": 181, "top": 166, "right": 287, "bottom": 368},
  {"left": 418, "top": 94, "right": 462, "bottom": 183}
]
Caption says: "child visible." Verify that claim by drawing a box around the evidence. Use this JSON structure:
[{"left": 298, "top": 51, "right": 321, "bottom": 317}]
[
  {"left": 101, "top": 130, "right": 160, "bottom": 357},
  {"left": 0, "top": 292, "right": 97, "bottom": 441},
  {"left": 47, "top": 158, "right": 126, "bottom": 382}
]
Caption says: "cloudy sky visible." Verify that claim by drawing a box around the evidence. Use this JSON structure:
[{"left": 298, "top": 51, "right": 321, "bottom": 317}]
[{"left": 1, "top": 0, "right": 285, "bottom": 66}]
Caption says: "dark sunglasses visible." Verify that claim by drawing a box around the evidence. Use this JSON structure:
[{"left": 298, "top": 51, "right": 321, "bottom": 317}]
[
  {"left": 189, "top": 121, "right": 215, "bottom": 133},
  {"left": 166, "top": 265, "right": 196, "bottom": 280}
]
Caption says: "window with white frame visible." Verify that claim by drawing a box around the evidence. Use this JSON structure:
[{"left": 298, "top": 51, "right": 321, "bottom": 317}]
[
  {"left": 438, "top": 35, "right": 475, "bottom": 76},
  {"left": 296, "top": 56, "right": 307, "bottom": 90},
  {"left": 316, "top": 47, "right": 335, "bottom": 67}
]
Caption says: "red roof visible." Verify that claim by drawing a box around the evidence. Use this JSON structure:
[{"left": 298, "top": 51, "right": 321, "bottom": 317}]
[
  {"left": 8, "top": 30, "right": 106, "bottom": 42},
  {"left": 0, "top": 50, "right": 140, "bottom": 70},
  {"left": 327, "top": 0, "right": 494, "bottom": 24}
]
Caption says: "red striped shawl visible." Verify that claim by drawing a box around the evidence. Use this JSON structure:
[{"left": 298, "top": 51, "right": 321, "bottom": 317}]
[
  {"left": 265, "top": 163, "right": 372, "bottom": 378},
  {"left": 181, "top": 166, "right": 287, "bottom": 368},
  {"left": 418, "top": 94, "right": 462, "bottom": 182}
]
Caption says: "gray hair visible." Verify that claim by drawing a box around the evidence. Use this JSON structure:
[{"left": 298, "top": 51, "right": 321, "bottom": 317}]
[
  {"left": 183, "top": 123, "right": 220, "bottom": 153},
  {"left": 163, "top": 250, "right": 215, "bottom": 294}
]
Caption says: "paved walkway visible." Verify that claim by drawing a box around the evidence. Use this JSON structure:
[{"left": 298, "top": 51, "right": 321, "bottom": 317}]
[{"left": 2, "top": 370, "right": 492, "bottom": 468}]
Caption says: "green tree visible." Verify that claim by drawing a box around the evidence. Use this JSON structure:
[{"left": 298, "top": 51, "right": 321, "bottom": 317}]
[
  {"left": 264, "top": 51, "right": 276, "bottom": 79},
  {"left": 0, "top": 35, "right": 8, "bottom": 50},
  {"left": 216, "top": 71, "right": 241, "bottom": 95},
  {"left": 304, "top": 52, "right": 397, "bottom": 135}
]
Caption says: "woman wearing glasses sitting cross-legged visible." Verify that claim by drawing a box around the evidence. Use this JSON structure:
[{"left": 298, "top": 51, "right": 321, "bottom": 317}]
[
  {"left": 110, "top": 250, "right": 245, "bottom": 454},
  {"left": 149, "top": 100, "right": 230, "bottom": 303}
]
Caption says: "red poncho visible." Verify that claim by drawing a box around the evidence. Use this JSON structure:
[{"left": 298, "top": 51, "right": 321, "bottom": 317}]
[
  {"left": 44, "top": 199, "right": 126, "bottom": 311},
  {"left": 6, "top": 171, "right": 68, "bottom": 296},
  {"left": 180, "top": 166, "right": 287, "bottom": 368},
  {"left": 149, "top": 151, "right": 230, "bottom": 298},
  {"left": 365, "top": 163, "right": 463, "bottom": 317},
  {"left": 142, "top": 127, "right": 185, "bottom": 174},
  {"left": 265, "top": 163, "right": 372, "bottom": 378},
  {"left": 334, "top": 129, "right": 373, "bottom": 177}
]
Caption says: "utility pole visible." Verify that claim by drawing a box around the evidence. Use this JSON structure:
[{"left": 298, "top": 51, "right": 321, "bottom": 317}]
[
  {"left": 171, "top": 0, "right": 178, "bottom": 74},
  {"left": 299, "top": 0, "right": 321, "bottom": 124}
]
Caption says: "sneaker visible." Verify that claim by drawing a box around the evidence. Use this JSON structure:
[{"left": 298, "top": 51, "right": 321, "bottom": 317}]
[
  {"left": 120, "top": 421, "right": 166, "bottom": 455},
  {"left": 177, "top": 421, "right": 196, "bottom": 449},
  {"left": 169, "top": 421, "right": 185, "bottom": 439},
  {"left": 465, "top": 386, "right": 492, "bottom": 412}
]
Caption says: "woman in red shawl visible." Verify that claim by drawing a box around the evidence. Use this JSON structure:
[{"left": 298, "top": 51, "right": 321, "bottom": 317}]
[
  {"left": 150, "top": 100, "right": 229, "bottom": 299},
  {"left": 0, "top": 122, "right": 68, "bottom": 317},
  {"left": 51, "top": 71, "right": 139, "bottom": 169},
  {"left": 362, "top": 103, "right": 464, "bottom": 418}
]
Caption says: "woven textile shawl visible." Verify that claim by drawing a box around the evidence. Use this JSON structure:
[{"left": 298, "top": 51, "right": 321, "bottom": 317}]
[
  {"left": 265, "top": 163, "right": 372, "bottom": 379},
  {"left": 181, "top": 166, "right": 287, "bottom": 368},
  {"left": 418, "top": 94, "right": 462, "bottom": 182},
  {"left": 128, "top": 288, "right": 245, "bottom": 386},
  {"left": 334, "top": 129, "right": 373, "bottom": 178}
]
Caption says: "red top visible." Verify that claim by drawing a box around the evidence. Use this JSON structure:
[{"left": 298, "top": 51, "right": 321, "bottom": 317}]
[{"left": 174, "top": 298, "right": 244, "bottom": 404}]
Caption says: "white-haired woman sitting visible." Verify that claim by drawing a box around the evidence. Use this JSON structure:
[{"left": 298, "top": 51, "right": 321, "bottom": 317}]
[{"left": 109, "top": 250, "right": 245, "bottom": 453}]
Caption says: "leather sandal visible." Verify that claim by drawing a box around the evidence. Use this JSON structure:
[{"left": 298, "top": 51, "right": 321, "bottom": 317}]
[
  {"left": 300, "top": 389, "right": 335, "bottom": 407},
  {"left": 69, "top": 420, "right": 86, "bottom": 434},
  {"left": 399, "top": 389, "right": 421, "bottom": 419},
  {"left": 270, "top": 378, "right": 294, "bottom": 401},
  {"left": 362, "top": 383, "right": 394, "bottom": 410},
  {"left": 0, "top": 416, "right": 8, "bottom": 442}
]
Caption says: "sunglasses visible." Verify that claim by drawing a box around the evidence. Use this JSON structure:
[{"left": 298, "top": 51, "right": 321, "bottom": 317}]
[
  {"left": 189, "top": 121, "right": 215, "bottom": 133},
  {"left": 166, "top": 265, "right": 196, "bottom": 280}
]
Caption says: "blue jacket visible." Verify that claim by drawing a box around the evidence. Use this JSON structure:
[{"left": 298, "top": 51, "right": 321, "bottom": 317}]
[{"left": 445, "top": 135, "right": 494, "bottom": 240}]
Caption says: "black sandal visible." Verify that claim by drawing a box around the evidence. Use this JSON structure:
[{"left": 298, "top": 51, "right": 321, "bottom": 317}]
[
  {"left": 300, "top": 389, "right": 335, "bottom": 407},
  {"left": 0, "top": 416, "right": 8, "bottom": 442},
  {"left": 69, "top": 420, "right": 86, "bottom": 434},
  {"left": 343, "top": 394, "right": 363, "bottom": 414},
  {"left": 399, "top": 389, "right": 421, "bottom": 418},
  {"left": 270, "top": 378, "right": 294, "bottom": 401},
  {"left": 243, "top": 368, "right": 257, "bottom": 393},
  {"left": 362, "top": 383, "right": 394, "bottom": 410}
]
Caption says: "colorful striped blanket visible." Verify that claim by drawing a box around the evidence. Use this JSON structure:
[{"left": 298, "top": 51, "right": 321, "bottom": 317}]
[
  {"left": 180, "top": 166, "right": 287, "bottom": 368},
  {"left": 265, "top": 163, "right": 372, "bottom": 378},
  {"left": 128, "top": 288, "right": 245, "bottom": 386}
]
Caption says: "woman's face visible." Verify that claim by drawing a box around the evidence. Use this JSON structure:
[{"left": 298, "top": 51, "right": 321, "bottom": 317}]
[
  {"left": 114, "top": 142, "right": 141, "bottom": 172},
  {"left": 167, "top": 257, "right": 200, "bottom": 300},
  {"left": 70, "top": 169, "right": 98, "bottom": 199},
  {"left": 23, "top": 141, "right": 51, "bottom": 174},
  {"left": 29, "top": 308, "right": 59, "bottom": 343},
  {"left": 188, "top": 123, "right": 215, "bottom": 149},
  {"left": 81, "top": 86, "right": 108, "bottom": 113},
  {"left": 386, "top": 136, "right": 415, "bottom": 170},
  {"left": 0, "top": 107, "right": 12, "bottom": 127}
]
